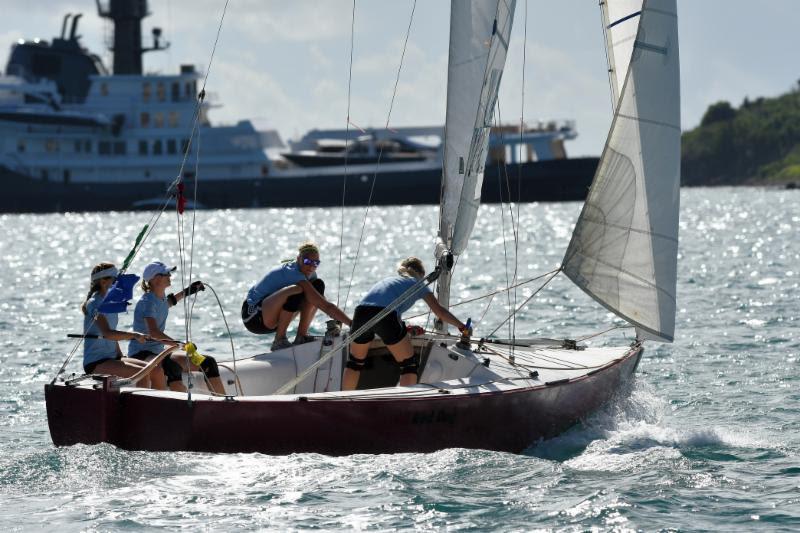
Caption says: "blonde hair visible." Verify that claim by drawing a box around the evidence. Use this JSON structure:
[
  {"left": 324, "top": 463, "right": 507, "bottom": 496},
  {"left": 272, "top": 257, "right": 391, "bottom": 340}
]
[
  {"left": 297, "top": 241, "right": 319, "bottom": 256},
  {"left": 81, "top": 262, "right": 115, "bottom": 315},
  {"left": 397, "top": 257, "right": 425, "bottom": 279}
]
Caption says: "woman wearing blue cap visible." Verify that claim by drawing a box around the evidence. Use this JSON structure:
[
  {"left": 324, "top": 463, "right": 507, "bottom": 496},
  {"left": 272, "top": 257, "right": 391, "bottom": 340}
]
[
  {"left": 81, "top": 261, "right": 155, "bottom": 387},
  {"left": 129, "top": 261, "right": 226, "bottom": 395},
  {"left": 242, "top": 241, "right": 352, "bottom": 351}
]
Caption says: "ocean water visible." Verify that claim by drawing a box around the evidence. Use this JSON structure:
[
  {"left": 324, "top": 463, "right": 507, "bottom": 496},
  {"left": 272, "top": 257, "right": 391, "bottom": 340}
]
[{"left": 0, "top": 187, "right": 798, "bottom": 531}]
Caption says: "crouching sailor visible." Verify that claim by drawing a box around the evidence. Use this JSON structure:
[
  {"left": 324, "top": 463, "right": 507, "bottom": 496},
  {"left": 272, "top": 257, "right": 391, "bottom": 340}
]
[
  {"left": 242, "top": 241, "right": 352, "bottom": 351},
  {"left": 342, "top": 257, "right": 471, "bottom": 390},
  {"left": 129, "top": 261, "right": 226, "bottom": 395}
]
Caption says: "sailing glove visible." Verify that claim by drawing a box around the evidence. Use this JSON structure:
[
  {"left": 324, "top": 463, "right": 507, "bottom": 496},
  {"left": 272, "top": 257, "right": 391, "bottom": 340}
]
[{"left": 184, "top": 281, "right": 205, "bottom": 296}]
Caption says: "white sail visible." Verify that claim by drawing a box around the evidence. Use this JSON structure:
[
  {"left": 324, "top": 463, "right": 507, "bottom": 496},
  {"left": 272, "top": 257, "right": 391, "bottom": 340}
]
[
  {"left": 601, "top": 0, "right": 645, "bottom": 107},
  {"left": 439, "top": 0, "right": 516, "bottom": 256},
  {"left": 562, "top": 0, "right": 681, "bottom": 342}
]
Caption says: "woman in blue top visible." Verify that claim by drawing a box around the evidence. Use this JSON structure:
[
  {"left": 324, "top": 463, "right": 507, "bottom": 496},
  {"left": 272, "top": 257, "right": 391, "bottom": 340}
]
[
  {"left": 342, "top": 257, "right": 469, "bottom": 390},
  {"left": 81, "top": 262, "right": 154, "bottom": 387},
  {"left": 129, "top": 261, "right": 226, "bottom": 395},
  {"left": 242, "top": 241, "right": 352, "bottom": 351}
]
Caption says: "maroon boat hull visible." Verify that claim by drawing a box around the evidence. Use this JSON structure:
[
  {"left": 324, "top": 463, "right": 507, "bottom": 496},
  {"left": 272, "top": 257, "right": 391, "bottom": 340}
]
[{"left": 45, "top": 347, "right": 642, "bottom": 455}]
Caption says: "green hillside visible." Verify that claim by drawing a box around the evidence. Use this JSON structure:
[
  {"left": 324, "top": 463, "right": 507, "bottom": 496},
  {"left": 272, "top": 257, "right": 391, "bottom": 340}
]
[{"left": 681, "top": 84, "right": 800, "bottom": 186}]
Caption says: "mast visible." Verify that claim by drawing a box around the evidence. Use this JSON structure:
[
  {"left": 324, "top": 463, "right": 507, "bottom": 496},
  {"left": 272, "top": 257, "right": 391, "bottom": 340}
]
[{"left": 436, "top": 0, "right": 516, "bottom": 332}]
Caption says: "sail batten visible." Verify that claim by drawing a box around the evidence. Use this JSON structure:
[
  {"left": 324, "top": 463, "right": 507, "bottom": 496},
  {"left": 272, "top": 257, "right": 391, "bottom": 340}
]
[{"left": 563, "top": 0, "right": 681, "bottom": 343}]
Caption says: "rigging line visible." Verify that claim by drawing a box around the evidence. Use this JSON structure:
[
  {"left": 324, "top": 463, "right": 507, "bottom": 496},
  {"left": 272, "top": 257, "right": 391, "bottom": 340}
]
[
  {"left": 184, "top": 118, "right": 202, "bottom": 342},
  {"left": 487, "top": 267, "right": 561, "bottom": 338},
  {"left": 492, "top": 112, "right": 513, "bottom": 334},
  {"left": 512, "top": 0, "right": 529, "bottom": 358},
  {"left": 342, "top": 0, "right": 417, "bottom": 312},
  {"left": 405, "top": 268, "right": 560, "bottom": 319},
  {"left": 574, "top": 324, "right": 631, "bottom": 342},
  {"left": 493, "top": 100, "right": 519, "bottom": 349},
  {"left": 338, "top": 0, "right": 357, "bottom": 309},
  {"left": 598, "top": 0, "right": 617, "bottom": 113}
]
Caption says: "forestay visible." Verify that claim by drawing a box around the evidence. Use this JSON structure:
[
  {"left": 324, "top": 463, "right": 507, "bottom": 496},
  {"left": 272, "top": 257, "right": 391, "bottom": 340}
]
[
  {"left": 439, "top": 0, "right": 516, "bottom": 256},
  {"left": 562, "top": 0, "right": 681, "bottom": 342},
  {"left": 601, "top": 0, "right": 644, "bottom": 109}
]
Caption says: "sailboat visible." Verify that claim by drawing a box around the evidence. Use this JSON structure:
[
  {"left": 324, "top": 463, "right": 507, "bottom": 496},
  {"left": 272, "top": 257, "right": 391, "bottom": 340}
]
[{"left": 44, "top": 0, "right": 681, "bottom": 455}]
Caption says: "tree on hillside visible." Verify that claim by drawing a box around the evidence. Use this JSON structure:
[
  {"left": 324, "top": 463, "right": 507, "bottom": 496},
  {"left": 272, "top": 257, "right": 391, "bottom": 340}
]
[{"left": 700, "top": 101, "right": 736, "bottom": 127}]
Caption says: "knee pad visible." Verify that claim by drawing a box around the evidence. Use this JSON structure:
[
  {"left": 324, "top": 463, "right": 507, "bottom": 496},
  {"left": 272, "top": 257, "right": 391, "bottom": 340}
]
[
  {"left": 161, "top": 356, "right": 184, "bottom": 384},
  {"left": 398, "top": 354, "right": 419, "bottom": 375},
  {"left": 345, "top": 353, "right": 366, "bottom": 371},
  {"left": 311, "top": 278, "right": 325, "bottom": 296},
  {"left": 199, "top": 356, "right": 220, "bottom": 378}
]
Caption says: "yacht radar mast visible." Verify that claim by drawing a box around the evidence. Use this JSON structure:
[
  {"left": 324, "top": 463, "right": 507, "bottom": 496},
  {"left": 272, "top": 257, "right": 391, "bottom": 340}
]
[{"left": 95, "top": 0, "right": 169, "bottom": 75}]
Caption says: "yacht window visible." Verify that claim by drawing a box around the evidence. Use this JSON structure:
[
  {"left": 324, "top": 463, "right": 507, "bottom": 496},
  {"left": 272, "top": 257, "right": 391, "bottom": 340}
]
[
  {"left": 113, "top": 141, "right": 126, "bottom": 155},
  {"left": 17, "top": 141, "right": 25, "bottom": 153},
  {"left": 168, "top": 112, "right": 179, "bottom": 128},
  {"left": 153, "top": 140, "right": 163, "bottom": 155},
  {"left": 100, "top": 83, "right": 108, "bottom": 96},
  {"left": 74, "top": 140, "right": 82, "bottom": 153},
  {"left": 167, "top": 139, "right": 177, "bottom": 155},
  {"left": 143, "top": 82, "right": 151, "bottom": 102},
  {"left": 157, "top": 82, "right": 166, "bottom": 102},
  {"left": 41, "top": 169, "right": 49, "bottom": 181},
  {"left": 171, "top": 82, "right": 180, "bottom": 102},
  {"left": 45, "top": 139, "right": 59, "bottom": 153},
  {"left": 154, "top": 112, "right": 164, "bottom": 128},
  {"left": 181, "top": 139, "right": 190, "bottom": 155},
  {"left": 185, "top": 82, "right": 192, "bottom": 98},
  {"left": 63, "top": 170, "right": 70, "bottom": 184},
  {"left": 84, "top": 140, "right": 91, "bottom": 153},
  {"left": 98, "top": 141, "right": 111, "bottom": 155},
  {"left": 140, "top": 112, "right": 150, "bottom": 128},
  {"left": 138, "top": 140, "right": 148, "bottom": 155}
]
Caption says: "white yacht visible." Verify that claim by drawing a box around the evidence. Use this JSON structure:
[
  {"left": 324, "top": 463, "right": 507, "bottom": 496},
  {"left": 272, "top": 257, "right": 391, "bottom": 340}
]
[{"left": 0, "top": 1, "right": 597, "bottom": 213}]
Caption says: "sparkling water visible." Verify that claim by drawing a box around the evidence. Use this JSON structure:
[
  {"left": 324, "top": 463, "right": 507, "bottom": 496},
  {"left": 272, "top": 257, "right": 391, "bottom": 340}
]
[{"left": 0, "top": 187, "right": 797, "bottom": 530}]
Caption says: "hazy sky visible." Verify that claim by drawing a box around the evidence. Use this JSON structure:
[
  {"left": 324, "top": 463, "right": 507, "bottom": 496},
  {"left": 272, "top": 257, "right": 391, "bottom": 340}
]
[{"left": 2, "top": 1, "right": 797, "bottom": 156}]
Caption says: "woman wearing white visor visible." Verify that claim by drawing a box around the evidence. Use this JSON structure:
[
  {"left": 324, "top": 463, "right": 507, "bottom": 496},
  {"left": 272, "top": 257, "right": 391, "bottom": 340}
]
[{"left": 80, "top": 262, "right": 154, "bottom": 387}]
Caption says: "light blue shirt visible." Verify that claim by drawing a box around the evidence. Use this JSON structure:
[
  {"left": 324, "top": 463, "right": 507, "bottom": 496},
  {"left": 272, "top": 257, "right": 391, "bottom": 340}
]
[
  {"left": 129, "top": 292, "right": 170, "bottom": 356},
  {"left": 360, "top": 275, "right": 432, "bottom": 316},
  {"left": 246, "top": 262, "right": 316, "bottom": 306},
  {"left": 83, "top": 293, "right": 119, "bottom": 368}
]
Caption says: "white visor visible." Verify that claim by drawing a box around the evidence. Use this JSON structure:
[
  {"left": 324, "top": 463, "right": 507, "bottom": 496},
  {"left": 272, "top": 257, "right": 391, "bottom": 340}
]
[{"left": 91, "top": 266, "right": 119, "bottom": 282}]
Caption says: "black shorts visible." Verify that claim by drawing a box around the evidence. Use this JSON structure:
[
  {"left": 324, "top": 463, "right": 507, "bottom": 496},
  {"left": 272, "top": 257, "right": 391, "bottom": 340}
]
[
  {"left": 129, "top": 349, "right": 184, "bottom": 384},
  {"left": 84, "top": 355, "right": 121, "bottom": 374},
  {"left": 241, "top": 299, "right": 277, "bottom": 334},
  {"left": 351, "top": 305, "right": 407, "bottom": 345},
  {"left": 241, "top": 279, "right": 325, "bottom": 334}
]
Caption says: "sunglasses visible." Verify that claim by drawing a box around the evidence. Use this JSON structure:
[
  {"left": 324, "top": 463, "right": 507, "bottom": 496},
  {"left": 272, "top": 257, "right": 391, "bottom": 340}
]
[{"left": 302, "top": 257, "right": 321, "bottom": 267}]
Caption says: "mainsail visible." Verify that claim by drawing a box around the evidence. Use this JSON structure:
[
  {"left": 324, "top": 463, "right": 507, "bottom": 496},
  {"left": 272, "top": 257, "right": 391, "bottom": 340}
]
[
  {"left": 439, "top": 0, "right": 516, "bottom": 256},
  {"left": 436, "top": 0, "right": 515, "bottom": 313},
  {"left": 562, "top": 0, "right": 681, "bottom": 342}
]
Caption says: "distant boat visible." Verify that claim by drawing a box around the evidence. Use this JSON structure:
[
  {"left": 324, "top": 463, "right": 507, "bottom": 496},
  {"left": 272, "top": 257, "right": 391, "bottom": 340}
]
[
  {"left": 0, "top": 1, "right": 596, "bottom": 213},
  {"left": 46, "top": 0, "right": 681, "bottom": 455}
]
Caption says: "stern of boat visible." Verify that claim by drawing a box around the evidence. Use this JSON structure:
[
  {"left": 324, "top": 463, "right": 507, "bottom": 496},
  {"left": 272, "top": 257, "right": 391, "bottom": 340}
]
[{"left": 45, "top": 377, "right": 122, "bottom": 447}]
